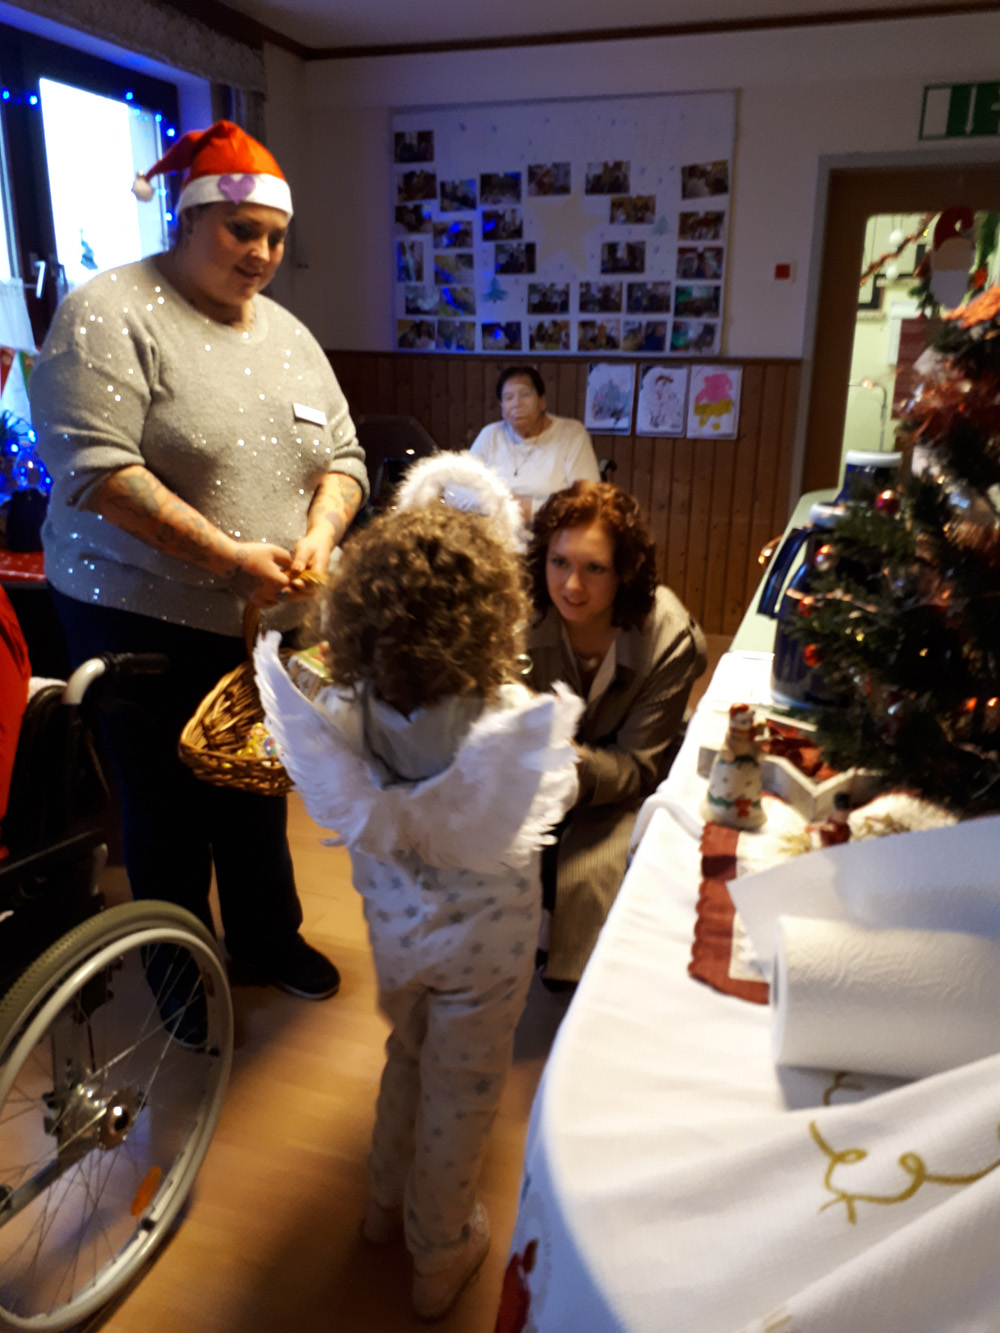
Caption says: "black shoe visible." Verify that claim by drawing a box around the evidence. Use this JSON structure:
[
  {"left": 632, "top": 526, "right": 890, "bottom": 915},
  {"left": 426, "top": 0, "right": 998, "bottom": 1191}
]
[
  {"left": 159, "top": 989, "right": 209, "bottom": 1051},
  {"left": 230, "top": 934, "right": 341, "bottom": 1000},
  {"left": 539, "top": 971, "right": 577, "bottom": 995},
  {"left": 144, "top": 943, "right": 208, "bottom": 1051}
]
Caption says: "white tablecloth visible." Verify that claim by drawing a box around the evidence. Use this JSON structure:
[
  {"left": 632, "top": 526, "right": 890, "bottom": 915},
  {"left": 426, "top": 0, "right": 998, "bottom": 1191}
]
[{"left": 498, "top": 653, "right": 1000, "bottom": 1333}]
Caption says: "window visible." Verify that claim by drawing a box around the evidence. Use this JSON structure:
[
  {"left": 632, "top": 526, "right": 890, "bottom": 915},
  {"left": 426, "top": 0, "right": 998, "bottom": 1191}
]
[
  {"left": 38, "top": 77, "right": 168, "bottom": 293},
  {"left": 0, "top": 22, "right": 182, "bottom": 343},
  {"left": 0, "top": 123, "right": 13, "bottom": 281}
]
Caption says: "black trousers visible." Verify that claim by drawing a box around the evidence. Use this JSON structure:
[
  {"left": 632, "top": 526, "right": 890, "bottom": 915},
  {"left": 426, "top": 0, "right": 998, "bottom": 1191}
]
[{"left": 51, "top": 589, "right": 302, "bottom": 960}]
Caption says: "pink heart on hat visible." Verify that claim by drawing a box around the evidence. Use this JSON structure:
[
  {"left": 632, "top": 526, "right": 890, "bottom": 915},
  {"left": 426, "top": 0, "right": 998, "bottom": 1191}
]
[{"left": 218, "top": 174, "right": 256, "bottom": 204}]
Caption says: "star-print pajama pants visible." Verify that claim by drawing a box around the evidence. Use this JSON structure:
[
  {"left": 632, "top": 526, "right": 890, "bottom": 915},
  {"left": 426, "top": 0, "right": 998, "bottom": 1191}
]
[{"left": 352, "top": 849, "right": 542, "bottom": 1270}]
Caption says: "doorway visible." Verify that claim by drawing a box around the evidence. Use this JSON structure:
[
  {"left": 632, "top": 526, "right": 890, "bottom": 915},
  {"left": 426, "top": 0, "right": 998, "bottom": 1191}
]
[{"left": 800, "top": 156, "right": 1000, "bottom": 496}]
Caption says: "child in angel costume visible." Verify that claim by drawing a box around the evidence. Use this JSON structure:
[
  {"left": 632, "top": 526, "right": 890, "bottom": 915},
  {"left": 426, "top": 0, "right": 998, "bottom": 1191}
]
[{"left": 254, "top": 454, "right": 581, "bottom": 1320}]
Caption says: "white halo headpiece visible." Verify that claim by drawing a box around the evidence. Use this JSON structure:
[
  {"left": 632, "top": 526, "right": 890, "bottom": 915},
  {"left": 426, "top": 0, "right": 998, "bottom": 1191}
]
[{"left": 393, "top": 452, "right": 528, "bottom": 552}]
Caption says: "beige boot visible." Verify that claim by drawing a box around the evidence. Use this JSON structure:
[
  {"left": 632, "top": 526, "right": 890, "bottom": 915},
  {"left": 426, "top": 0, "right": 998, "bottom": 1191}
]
[{"left": 411, "top": 1203, "right": 490, "bottom": 1321}]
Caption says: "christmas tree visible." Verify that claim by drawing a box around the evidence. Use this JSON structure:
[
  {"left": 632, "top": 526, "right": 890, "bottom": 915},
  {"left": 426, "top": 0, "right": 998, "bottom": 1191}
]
[{"left": 787, "top": 286, "right": 1000, "bottom": 816}]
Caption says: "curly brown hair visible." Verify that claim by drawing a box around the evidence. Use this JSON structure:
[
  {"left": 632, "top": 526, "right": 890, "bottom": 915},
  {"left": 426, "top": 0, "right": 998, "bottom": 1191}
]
[
  {"left": 317, "top": 505, "right": 528, "bottom": 716},
  {"left": 527, "top": 481, "right": 657, "bottom": 629}
]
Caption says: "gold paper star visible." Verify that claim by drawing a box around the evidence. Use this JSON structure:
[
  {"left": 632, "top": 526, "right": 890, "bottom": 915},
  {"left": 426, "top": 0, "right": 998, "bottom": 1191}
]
[{"left": 525, "top": 192, "right": 605, "bottom": 271}]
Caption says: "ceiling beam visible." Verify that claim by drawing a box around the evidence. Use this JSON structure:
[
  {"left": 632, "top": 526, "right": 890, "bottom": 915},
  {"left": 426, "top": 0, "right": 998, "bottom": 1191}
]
[
  {"left": 304, "top": 2, "right": 1000, "bottom": 59},
  {"left": 179, "top": 0, "right": 1000, "bottom": 63},
  {"left": 164, "top": 0, "right": 311, "bottom": 58}
]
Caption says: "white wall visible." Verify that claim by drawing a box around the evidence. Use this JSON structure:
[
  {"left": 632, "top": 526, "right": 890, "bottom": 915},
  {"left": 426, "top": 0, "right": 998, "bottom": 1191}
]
[
  {"left": 262, "top": 11, "right": 1000, "bottom": 356},
  {"left": 258, "top": 42, "right": 310, "bottom": 312}
]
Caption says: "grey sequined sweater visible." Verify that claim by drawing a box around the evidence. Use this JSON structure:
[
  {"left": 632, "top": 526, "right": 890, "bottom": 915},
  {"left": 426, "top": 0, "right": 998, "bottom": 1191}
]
[{"left": 31, "top": 258, "right": 369, "bottom": 637}]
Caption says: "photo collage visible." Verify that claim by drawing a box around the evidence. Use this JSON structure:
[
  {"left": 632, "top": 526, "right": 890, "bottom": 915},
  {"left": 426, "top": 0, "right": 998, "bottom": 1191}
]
[{"left": 391, "top": 96, "right": 733, "bottom": 357}]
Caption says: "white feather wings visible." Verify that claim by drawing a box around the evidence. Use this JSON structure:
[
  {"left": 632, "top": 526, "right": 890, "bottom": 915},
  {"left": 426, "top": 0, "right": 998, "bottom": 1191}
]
[{"left": 254, "top": 633, "right": 582, "bottom": 874}]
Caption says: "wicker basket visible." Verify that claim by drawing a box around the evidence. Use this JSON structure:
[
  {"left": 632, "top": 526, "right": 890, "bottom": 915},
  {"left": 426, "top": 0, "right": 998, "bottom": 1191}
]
[{"left": 179, "top": 578, "right": 322, "bottom": 796}]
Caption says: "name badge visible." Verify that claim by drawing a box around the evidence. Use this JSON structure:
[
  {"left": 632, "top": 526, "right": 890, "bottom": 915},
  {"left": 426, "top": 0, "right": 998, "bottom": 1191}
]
[{"left": 293, "top": 402, "right": 328, "bottom": 428}]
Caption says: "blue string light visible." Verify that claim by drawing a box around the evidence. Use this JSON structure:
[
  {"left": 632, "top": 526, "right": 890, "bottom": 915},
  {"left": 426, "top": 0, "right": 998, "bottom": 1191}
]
[
  {"left": 1, "top": 412, "right": 51, "bottom": 501},
  {"left": 0, "top": 83, "right": 172, "bottom": 129}
]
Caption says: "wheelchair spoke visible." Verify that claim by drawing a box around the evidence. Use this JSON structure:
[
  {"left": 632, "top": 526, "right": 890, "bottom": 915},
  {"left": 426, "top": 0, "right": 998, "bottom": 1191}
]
[{"left": 0, "top": 904, "right": 232, "bottom": 1329}]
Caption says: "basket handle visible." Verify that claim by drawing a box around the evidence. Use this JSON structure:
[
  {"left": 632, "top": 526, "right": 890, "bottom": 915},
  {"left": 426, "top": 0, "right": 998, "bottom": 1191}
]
[{"left": 242, "top": 603, "right": 261, "bottom": 659}]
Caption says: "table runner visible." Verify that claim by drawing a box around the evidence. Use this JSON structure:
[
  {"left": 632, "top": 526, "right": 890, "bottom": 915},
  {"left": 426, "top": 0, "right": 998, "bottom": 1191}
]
[{"left": 689, "top": 821, "right": 769, "bottom": 1004}]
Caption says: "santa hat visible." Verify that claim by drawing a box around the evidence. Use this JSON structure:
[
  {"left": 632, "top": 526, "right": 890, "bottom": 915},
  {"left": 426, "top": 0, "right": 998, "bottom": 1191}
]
[
  {"left": 728, "top": 703, "right": 755, "bottom": 729},
  {"left": 131, "top": 120, "right": 292, "bottom": 216}
]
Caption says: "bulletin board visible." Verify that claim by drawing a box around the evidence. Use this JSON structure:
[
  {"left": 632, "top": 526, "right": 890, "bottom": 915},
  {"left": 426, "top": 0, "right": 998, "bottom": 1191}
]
[{"left": 391, "top": 91, "right": 735, "bottom": 357}]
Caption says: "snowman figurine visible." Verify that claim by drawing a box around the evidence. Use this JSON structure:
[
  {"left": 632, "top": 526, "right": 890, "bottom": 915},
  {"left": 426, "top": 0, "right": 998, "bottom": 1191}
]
[{"left": 701, "top": 703, "right": 767, "bottom": 830}]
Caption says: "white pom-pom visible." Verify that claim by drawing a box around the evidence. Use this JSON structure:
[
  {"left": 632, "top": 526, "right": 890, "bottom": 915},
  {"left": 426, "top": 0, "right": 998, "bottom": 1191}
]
[{"left": 131, "top": 172, "right": 155, "bottom": 203}]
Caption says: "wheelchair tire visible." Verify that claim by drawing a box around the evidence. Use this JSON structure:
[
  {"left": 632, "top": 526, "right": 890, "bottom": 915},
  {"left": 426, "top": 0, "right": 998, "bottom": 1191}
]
[{"left": 0, "top": 900, "right": 233, "bottom": 1331}]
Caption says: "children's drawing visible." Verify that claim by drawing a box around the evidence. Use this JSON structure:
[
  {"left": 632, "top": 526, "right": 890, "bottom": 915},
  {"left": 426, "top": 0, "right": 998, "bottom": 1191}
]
[
  {"left": 584, "top": 362, "right": 636, "bottom": 434},
  {"left": 686, "top": 364, "right": 742, "bottom": 439},
  {"left": 636, "top": 364, "right": 688, "bottom": 436}
]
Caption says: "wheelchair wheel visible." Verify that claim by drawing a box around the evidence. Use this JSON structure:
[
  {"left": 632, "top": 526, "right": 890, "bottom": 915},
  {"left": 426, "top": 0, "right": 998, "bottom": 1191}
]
[{"left": 0, "top": 901, "right": 233, "bottom": 1331}]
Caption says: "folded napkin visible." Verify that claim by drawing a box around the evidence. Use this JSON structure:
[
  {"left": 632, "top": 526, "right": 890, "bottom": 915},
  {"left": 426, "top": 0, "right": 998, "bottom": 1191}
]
[
  {"left": 772, "top": 916, "right": 1000, "bottom": 1079},
  {"left": 729, "top": 815, "right": 1000, "bottom": 979}
]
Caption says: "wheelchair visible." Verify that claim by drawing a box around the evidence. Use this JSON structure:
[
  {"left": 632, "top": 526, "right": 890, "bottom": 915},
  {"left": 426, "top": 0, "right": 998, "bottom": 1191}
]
[{"left": 0, "top": 653, "right": 234, "bottom": 1331}]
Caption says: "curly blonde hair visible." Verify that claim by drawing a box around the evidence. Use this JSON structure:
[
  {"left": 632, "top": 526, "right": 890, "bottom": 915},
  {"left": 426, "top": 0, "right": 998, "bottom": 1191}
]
[{"left": 318, "top": 505, "right": 528, "bottom": 715}]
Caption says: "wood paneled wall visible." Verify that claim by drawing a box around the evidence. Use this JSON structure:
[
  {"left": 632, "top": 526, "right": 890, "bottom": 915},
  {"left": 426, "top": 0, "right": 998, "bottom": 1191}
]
[{"left": 327, "top": 352, "right": 800, "bottom": 636}]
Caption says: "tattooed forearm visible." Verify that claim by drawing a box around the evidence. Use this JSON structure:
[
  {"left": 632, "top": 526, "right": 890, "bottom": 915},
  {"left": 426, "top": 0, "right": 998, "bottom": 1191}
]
[
  {"left": 308, "top": 474, "right": 363, "bottom": 547},
  {"left": 88, "top": 465, "right": 242, "bottom": 576}
]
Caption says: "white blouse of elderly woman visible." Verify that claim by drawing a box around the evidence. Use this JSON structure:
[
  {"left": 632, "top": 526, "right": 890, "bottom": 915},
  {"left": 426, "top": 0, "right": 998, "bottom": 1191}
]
[{"left": 470, "top": 365, "right": 601, "bottom": 524}]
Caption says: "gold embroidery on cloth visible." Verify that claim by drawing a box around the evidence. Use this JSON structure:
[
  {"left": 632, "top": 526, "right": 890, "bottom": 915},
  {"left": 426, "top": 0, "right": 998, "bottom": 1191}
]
[
  {"left": 822, "top": 1071, "right": 865, "bottom": 1106},
  {"left": 810, "top": 1120, "right": 1000, "bottom": 1224}
]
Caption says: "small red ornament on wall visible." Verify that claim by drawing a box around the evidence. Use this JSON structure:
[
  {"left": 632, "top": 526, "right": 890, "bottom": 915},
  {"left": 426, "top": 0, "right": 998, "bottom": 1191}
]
[
  {"left": 799, "top": 594, "right": 815, "bottom": 617},
  {"left": 803, "top": 643, "right": 824, "bottom": 667},
  {"left": 875, "top": 488, "right": 900, "bottom": 515}
]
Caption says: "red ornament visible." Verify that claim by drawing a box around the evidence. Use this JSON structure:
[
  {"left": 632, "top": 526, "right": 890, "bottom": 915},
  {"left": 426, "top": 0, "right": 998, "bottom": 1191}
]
[
  {"left": 875, "top": 488, "right": 900, "bottom": 515},
  {"left": 799, "top": 594, "right": 815, "bottom": 617},
  {"left": 803, "top": 643, "right": 824, "bottom": 667}
]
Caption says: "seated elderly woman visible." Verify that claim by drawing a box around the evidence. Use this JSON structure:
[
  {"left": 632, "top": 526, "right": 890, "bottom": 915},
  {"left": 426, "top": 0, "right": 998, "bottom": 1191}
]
[
  {"left": 526, "top": 480, "right": 707, "bottom": 987},
  {"left": 470, "top": 365, "right": 600, "bottom": 521}
]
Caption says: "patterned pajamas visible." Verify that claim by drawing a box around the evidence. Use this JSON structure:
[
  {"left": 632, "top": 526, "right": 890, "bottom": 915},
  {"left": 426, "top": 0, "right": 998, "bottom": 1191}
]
[
  {"left": 254, "top": 646, "right": 582, "bottom": 1274},
  {"left": 355, "top": 851, "right": 541, "bottom": 1268}
]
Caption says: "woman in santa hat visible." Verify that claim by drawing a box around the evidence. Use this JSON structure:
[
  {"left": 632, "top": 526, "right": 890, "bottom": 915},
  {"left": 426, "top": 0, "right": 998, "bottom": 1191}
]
[{"left": 30, "top": 121, "right": 369, "bottom": 1011}]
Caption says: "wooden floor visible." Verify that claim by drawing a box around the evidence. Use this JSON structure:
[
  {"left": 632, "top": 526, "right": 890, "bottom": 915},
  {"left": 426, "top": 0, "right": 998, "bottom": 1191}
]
[{"left": 84, "top": 634, "right": 730, "bottom": 1333}]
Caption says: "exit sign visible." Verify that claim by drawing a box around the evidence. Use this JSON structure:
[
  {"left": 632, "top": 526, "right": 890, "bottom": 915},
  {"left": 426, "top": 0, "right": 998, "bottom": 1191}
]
[{"left": 920, "top": 82, "right": 1000, "bottom": 139}]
